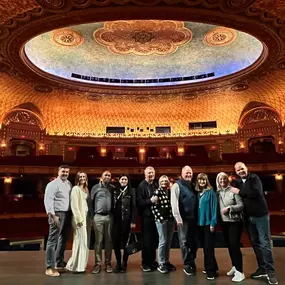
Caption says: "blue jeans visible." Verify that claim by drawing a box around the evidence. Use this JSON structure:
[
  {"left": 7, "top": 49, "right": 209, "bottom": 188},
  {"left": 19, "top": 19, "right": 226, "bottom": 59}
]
[
  {"left": 155, "top": 220, "right": 175, "bottom": 265},
  {"left": 246, "top": 215, "right": 275, "bottom": 273},
  {"left": 177, "top": 218, "right": 198, "bottom": 268},
  {"left": 46, "top": 211, "right": 72, "bottom": 268}
]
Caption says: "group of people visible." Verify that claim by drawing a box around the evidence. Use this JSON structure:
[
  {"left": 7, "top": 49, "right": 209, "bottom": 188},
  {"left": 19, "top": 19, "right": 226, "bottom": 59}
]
[{"left": 43, "top": 162, "right": 278, "bottom": 285}]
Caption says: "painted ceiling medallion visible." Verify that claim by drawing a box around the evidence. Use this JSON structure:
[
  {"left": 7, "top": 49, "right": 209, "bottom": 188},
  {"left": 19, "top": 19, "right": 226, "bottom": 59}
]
[
  {"left": 94, "top": 20, "right": 192, "bottom": 55},
  {"left": 51, "top": 29, "right": 84, "bottom": 47},
  {"left": 203, "top": 27, "right": 237, "bottom": 47}
]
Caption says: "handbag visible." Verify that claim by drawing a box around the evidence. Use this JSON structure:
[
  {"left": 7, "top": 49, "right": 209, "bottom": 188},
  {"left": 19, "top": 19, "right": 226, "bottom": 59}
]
[
  {"left": 220, "top": 192, "right": 243, "bottom": 221},
  {"left": 125, "top": 232, "right": 141, "bottom": 255}
]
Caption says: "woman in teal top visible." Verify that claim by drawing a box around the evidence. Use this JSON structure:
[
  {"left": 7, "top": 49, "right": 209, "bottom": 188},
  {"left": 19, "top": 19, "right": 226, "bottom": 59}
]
[{"left": 196, "top": 173, "right": 218, "bottom": 280}]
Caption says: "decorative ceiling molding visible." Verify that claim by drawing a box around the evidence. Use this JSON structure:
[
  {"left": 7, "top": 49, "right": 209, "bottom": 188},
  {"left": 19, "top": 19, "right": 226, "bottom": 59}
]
[
  {"left": 94, "top": 20, "right": 192, "bottom": 55},
  {"left": 51, "top": 28, "right": 84, "bottom": 47},
  {"left": 0, "top": 0, "right": 284, "bottom": 97},
  {"left": 203, "top": 27, "right": 237, "bottom": 47}
]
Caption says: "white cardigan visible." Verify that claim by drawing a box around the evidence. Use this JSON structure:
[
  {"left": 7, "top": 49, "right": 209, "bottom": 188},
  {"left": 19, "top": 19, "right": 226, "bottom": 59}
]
[{"left": 70, "top": 186, "right": 88, "bottom": 225}]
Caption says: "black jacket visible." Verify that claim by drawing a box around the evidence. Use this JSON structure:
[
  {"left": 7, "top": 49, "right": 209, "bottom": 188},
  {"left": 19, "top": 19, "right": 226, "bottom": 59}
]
[
  {"left": 113, "top": 186, "right": 137, "bottom": 224},
  {"left": 136, "top": 180, "right": 158, "bottom": 218},
  {"left": 235, "top": 173, "right": 268, "bottom": 218}
]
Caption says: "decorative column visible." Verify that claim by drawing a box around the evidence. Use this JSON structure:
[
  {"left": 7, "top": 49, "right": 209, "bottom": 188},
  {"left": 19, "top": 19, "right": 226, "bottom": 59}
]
[
  {"left": 176, "top": 142, "right": 185, "bottom": 156},
  {"left": 275, "top": 174, "right": 283, "bottom": 194},
  {"left": 100, "top": 143, "right": 107, "bottom": 157},
  {"left": 36, "top": 179, "right": 45, "bottom": 199},
  {"left": 138, "top": 144, "right": 146, "bottom": 165},
  {"left": 3, "top": 177, "right": 12, "bottom": 196}
]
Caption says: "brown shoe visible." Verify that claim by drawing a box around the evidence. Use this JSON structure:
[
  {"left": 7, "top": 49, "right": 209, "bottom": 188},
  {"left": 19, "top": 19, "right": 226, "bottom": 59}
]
[{"left": 45, "top": 268, "right": 60, "bottom": 277}]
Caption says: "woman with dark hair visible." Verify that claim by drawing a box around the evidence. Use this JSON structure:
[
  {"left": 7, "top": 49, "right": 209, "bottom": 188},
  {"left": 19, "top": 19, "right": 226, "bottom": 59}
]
[
  {"left": 196, "top": 173, "right": 218, "bottom": 280},
  {"left": 66, "top": 172, "right": 89, "bottom": 273},
  {"left": 112, "top": 175, "right": 137, "bottom": 273}
]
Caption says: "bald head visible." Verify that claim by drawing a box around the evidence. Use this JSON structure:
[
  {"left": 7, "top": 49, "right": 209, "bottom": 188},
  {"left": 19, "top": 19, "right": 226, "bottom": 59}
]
[
  {"left": 144, "top": 166, "right": 155, "bottom": 183},
  {"left": 101, "top": 170, "right": 111, "bottom": 185},
  {"left": 181, "top": 165, "right": 193, "bottom": 181},
  {"left": 234, "top": 162, "right": 248, "bottom": 179}
]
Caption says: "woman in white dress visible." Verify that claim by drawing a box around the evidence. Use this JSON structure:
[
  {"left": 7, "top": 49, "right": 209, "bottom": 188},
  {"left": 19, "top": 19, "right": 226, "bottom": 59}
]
[{"left": 66, "top": 172, "right": 89, "bottom": 273}]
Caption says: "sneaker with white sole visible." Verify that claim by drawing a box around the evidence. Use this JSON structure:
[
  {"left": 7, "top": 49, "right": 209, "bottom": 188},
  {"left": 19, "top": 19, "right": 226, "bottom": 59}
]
[
  {"left": 232, "top": 271, "right": 245, "bottom": 282},
  {"left": 227, "top": 266, "right": 236, "bottom": 276},
  {"left": 267, "top": 273, "right": 278, "bottom": 285}
]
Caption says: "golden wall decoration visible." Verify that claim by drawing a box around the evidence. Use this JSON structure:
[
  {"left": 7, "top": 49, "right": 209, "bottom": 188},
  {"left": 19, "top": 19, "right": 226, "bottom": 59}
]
[
  {"left": 203, "top": 27, "right": 237, "bottom": 47},
  {"left": 51, "top": 29, "right": 84, "bottom": 47},
  {"left": 94, "top": 20, "right": 192, "bottom": 55}
]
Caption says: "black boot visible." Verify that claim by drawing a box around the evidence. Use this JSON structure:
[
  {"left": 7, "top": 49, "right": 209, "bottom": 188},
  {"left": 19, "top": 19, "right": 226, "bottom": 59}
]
[
  {"left": 121, "top": 261, "right": 127, "bottom": 273},
  {"left": 113, "top": 263, "right": 121, "bottom": 273}
]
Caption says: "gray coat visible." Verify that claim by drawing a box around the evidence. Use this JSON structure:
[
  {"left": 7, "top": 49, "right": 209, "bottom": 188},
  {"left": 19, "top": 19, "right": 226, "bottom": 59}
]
[{"left": 218, "top": 186, "right": 244, "bottom": 222}]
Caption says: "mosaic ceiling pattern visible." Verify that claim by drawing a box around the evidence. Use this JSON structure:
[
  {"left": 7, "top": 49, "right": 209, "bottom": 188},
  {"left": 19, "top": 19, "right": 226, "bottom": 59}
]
[
  {"left": 94, "top": 20, "right": 192, "bottom": 55},
  {"left": 1, "top": 72, "right": 285, "bottom": 137},
  {"left": 24, "top": 21, "right": 263, "bottom": 87}
]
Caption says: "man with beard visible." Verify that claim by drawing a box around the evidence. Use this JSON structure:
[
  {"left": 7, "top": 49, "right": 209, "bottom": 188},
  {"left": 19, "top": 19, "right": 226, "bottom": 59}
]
[
  {"left": 44, "top": 164, "right": 72, "bottom": 277},
  {"left": 171, "top": 165, "right": 198, "bottom": 276},
  {"left": 232, "top": 162, "right": 278, "bottom": 285},
  {"left": 136, "top": 166, "right": 159, "bottom": 272},
  {"left": 90, "top": 170, "right": 115, "bottom": 274}
]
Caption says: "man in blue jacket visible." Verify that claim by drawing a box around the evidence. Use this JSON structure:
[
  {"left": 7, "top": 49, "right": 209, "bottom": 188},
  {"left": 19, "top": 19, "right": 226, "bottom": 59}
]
[{"left": 171, "top": 165, "right": 198, "bottom": 276}]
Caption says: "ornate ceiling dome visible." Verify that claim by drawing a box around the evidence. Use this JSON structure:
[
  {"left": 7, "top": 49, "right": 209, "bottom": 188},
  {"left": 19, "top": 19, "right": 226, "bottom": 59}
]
[{"left": 23, "top": 21, "right": 263, "bottom": 87}]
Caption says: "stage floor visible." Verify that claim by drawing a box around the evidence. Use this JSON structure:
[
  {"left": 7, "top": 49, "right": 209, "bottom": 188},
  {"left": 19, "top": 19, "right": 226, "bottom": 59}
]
[{"left": 0, "top": 248, "right": 284, "bottom": 285}]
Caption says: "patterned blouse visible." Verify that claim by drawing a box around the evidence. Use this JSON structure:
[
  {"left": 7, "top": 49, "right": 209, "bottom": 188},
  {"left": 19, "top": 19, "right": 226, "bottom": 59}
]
[{"left": 151, "top": 187, "right": 173, "bottom": 222}]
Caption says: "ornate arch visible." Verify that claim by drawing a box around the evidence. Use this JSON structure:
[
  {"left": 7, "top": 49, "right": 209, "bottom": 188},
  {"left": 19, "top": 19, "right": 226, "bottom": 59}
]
[
  {"left": 239, "top": 102, "right": 281, "bottom": 129},
  {"left": 2, "top": 108, "right": 45, "bottom": 130}
]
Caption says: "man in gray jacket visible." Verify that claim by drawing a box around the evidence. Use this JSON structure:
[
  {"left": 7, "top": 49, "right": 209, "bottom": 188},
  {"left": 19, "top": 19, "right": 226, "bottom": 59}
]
[{"left": 90, "top": 170, "right": 115, "bottom": 274}]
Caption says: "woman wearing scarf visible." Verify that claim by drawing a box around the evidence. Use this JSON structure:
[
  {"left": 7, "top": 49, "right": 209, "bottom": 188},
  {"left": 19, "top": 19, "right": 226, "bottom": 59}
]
[
  {"left": 112, "top": 175, "right": 137, "bottom": 273},
  {"left": 216, "top": 172, "right": 245, "bottom": 282}
]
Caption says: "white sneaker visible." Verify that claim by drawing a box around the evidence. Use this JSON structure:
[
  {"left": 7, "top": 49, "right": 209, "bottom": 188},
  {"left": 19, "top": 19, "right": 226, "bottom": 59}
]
[
  {"left": 232, "top": 271, "right": 245, "bottom": 282},
  {"left": 227, "top": 266, "right": 236, "bottom": 276}
]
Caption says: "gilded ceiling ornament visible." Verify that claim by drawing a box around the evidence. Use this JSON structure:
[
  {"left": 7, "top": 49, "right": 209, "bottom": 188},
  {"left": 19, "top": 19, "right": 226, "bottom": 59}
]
[
  {"left": 51, "top": 28, "right": 84, "bottom": 47},
  {"left": 241, "top": 108, "right": 281, "bottom": 128},
  {"left": 87, "top": 94, "right": 103, "bottom": 101},
  {"left": 4, "top": 111, "right": 39, "bottom": 126},
  {"left": 94, "top": 20, "right": 192, "bottom": 55},
  {"left": 231, "top": 83, "right": 248, "bottom": 91},
  {"left": 182, "top": 94, "right": 198, "bottom": 100},
  {"left": 34, "top": 84, "right": 53, "bottom": 93},
  {"left": 203, "top": 27, "right": 237, "bottom": 47}
]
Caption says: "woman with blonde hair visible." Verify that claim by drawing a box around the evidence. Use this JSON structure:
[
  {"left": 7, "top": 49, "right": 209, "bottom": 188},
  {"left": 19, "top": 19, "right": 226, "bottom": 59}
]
[
  {"left": 151, "top": 175, "right": 176, "bottom": 274},
  {"left": 66, "top": 172, "right": 89, "bottom": 273},
  {"left": 196, "top": 173, "right": 218, "bottom": 280},
  {"left": 216, "top": 172, "right": 245, "bottom": 282}
]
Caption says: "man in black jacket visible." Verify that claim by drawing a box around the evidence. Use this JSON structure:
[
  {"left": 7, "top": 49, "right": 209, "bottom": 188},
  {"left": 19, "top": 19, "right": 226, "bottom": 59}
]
[
  {"left": 136, "top": 166, "right": 159, "bottom": 272},
  {"left": 232, "top": 162, "right": 278, "bottom": 285}
]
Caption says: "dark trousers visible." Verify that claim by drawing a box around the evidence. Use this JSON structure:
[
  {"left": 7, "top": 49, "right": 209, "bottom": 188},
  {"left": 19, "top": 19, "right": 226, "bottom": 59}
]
[
  {"left": 177, "top": 218, "right": 198, "bottom": 268},
  {"left": 246, "top": 215, "right": 275, "bottom": 273},
  {"left": 221, "top": 221, "right": 243, "bottom": 272},
  {"left": 112, "top": 219, "right": 131, "bottom": 265},
  {"left": 198, "top": 225, "right": 218, "bottom": 275},
  {"left": 141, "top": 216, "right": 158, "bottom": 266},
  {"left": 45, "top": 211, "right": 72, "bottom": 268}
]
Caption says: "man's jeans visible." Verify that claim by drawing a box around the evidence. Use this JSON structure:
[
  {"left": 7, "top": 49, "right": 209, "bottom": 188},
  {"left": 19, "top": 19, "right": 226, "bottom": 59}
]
[
  {"left": 155, "top": 220, "right": 175, "bottom": 265},
  {"left": 246, "top": 215, "right": 275, "bottom": 273},
  {"left": 177, "top": 218, "right": 198, "bottom": 268},
  {"left": 46, "top": 211, "right": 72, "bottom": 268}
]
